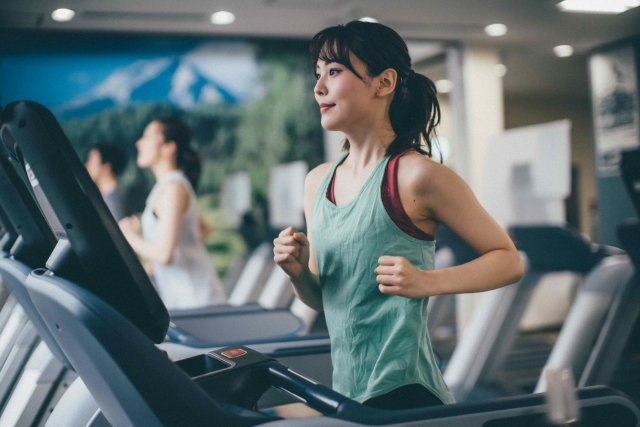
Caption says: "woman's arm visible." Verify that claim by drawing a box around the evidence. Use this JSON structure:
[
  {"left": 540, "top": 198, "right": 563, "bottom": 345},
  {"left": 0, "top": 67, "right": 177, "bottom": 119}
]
[
  {"left": 119, "top": 182, "right": 189, "bottom": 265},
  {"left": 375, "top": 156, "right": 525, "bottom": 298},
  {"left": 273, "top": 163, "right": 331, "bottom": 311}
]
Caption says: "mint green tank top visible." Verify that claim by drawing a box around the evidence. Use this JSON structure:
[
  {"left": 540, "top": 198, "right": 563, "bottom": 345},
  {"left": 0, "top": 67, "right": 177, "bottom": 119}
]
[{"left": 312, "top": 153, "right": 455, "bottom": 405}]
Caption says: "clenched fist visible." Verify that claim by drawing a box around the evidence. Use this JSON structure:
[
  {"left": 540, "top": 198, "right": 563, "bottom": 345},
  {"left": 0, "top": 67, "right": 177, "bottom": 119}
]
[
  {"left": 274, "top": 226, "right": 310, "bottom": 279},
  {"left": 374, "top": 256, "right": 436, "bottom": 299}
]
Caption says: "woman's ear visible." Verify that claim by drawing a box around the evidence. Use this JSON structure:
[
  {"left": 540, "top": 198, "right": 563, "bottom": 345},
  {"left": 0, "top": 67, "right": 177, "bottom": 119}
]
[{"left": 376, "top": 68, "right": 397, "bottom": 97}]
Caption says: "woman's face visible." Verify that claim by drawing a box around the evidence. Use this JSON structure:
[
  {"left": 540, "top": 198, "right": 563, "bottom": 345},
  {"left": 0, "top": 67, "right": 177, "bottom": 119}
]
[
  {"left": 136, "top": 121, "right": 165, "bottom": 168},
  {"left": 314, "top": 53, "right": 378, "bottom": 133}
]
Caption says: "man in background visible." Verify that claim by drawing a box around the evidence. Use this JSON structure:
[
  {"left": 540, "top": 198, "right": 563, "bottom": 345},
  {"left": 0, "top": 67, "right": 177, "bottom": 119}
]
[{"left": 85, "top": 142, "right": 132, "bottom": 221}]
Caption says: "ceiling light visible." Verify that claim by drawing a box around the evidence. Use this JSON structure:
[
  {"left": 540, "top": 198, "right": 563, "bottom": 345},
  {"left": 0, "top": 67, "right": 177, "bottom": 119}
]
[
  {"left": 494, "top": 64, "right": 507, "bottom": 77},
  {"left": 210, "top": 11, "right": 235, "bottom": 25},
  {"left": 435, "top": 79, "right": 453, "bottom": 94},
  {"left": 484, "top": 23, "right": 507, "bottom": 37},
  {"left": 51, "top": 8, "right": 75, "bottom": 22},
  {"left": 359, "top": 17, "right": 378, "bottom": 23},
  {"left": 557, "top": 0, "right": 640, "bottom": 14},
  {"left": 553, "top": 45, "right": 574, "bottom": 57}
]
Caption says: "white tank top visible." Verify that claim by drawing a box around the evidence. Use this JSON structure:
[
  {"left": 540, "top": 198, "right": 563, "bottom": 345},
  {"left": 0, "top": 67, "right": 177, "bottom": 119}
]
[{"left": 141, "top": 170, "right": 226, "bottom": 309}]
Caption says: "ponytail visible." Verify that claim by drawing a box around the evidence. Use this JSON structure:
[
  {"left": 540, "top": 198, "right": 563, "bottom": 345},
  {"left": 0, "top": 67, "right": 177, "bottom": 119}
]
[
  {"left": 387, "top": 70, "right": 441, "bottom": 160},
  {"left": 156, "top": 117, "right": 202, "bottom": 190},
  {"left": 179, "top": 146, "right": 202, "bottom": 191},
  {"left": 311, "top": 20, "right": 442, "bottom": 162}
]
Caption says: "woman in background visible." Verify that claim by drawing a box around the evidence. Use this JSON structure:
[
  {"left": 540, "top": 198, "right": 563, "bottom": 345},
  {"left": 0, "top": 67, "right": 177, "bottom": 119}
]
[{"left": 120, "top": 117, "right": 227, "bottom": 309}]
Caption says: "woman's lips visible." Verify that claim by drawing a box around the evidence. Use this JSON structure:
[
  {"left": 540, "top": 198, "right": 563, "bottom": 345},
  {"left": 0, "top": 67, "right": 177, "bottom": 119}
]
[{"left": 319, "top": 103, "right": 335, "bottom": 112}]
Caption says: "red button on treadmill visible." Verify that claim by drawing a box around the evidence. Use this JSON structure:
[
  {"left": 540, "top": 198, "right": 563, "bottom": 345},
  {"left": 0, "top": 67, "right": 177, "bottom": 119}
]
[{"left": 221, "top": 349, "right": 247, "bottom": 358}]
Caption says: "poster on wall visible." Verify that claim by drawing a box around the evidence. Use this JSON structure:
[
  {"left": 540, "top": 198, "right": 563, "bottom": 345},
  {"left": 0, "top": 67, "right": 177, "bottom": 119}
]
[
  {"left": 589, "top": 45, "right": 640, "bottom": 177},
  {"left": 0, "top": 34, "right": 324, "bottom": 202}
]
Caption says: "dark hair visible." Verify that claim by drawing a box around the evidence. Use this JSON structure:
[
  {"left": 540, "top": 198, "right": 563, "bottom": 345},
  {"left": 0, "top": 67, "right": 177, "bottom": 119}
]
[
  {"left": 93, "top": 142, "right": 128, "bottom": 176},
  {"left": 156, "top": 117, "right": 202, "bottom": 190},
  {"left": 310, "top": 20, "right": 441, "bottom": 160}
]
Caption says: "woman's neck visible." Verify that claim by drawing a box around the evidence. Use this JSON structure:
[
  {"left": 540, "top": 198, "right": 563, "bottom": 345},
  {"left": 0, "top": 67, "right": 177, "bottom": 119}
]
[
  {"left": 343, "top": 119, "right": 396, "bottom": 172},
  {"left": 151, "top": 161, "right": 179, "bottom": 182}
]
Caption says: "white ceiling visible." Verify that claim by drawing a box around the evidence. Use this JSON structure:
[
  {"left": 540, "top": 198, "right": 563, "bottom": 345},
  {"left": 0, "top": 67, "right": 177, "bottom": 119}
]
[{"left": 1, "top": 0, "right": 640, "bottom": 98}]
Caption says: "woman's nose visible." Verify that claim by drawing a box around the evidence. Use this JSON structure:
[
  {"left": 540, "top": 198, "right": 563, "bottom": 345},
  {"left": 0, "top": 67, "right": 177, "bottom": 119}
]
[{"left": 314, "top": 76, "right": 326, "bottom": 97}]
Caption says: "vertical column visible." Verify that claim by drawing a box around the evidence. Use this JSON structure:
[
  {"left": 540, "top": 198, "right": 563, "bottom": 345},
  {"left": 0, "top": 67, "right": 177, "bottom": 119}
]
[
  {"left": 461, "top": 45, "right": 505, "bottom": 195},
  {"left": 446, "top": 45, "right": 469, "bottom": 180},
  {"left": 451, "top": 45, "right": 505, "bottom": 336}
]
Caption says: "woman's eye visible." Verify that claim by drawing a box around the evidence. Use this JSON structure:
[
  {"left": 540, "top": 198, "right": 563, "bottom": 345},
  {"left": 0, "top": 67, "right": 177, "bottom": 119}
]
[
  {"left": 329, "top": 69, "right": 340, "bottom": 76},
  {"left": 315, "top": 73, "right": 321, "bottom": 80}
]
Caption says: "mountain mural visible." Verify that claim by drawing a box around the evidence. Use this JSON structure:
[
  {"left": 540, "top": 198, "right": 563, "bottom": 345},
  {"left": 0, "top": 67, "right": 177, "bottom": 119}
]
[{"left": 53, "top": 41, "right": 260, "bottom": 119}]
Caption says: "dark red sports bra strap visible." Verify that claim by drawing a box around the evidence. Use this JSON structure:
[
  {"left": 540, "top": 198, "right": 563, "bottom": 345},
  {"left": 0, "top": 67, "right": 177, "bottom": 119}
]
[
  {"left": 327, "top": 166, "right": 337, "bottom": 204},
  {"left": 327, "top": 149, "right": 434, "bottom": 241},
  {"left": 382, "top": 148, "right": 434, "bottom": 241}
]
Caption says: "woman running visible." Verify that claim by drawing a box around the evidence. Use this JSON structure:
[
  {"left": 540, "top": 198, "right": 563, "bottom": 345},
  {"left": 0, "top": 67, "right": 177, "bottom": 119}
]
[
  {"left": 273, "top": 21, "right": 524, "bottom": 409},
  {"left": 120, "top": 118, "right": 226, "bottom": 309}
]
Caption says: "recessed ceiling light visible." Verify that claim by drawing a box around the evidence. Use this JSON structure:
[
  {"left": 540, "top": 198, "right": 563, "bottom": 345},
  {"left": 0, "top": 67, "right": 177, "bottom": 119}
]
[
  {"left": 553, "top": 45, "right": 574, "bottom": 57},
  {"left": 359, "top": 17, "right": 378, "bottom": 23},
  {"left": 557, "top": 0, "right": 640, "bottom": 14},
  {"left": 51, "top": 8, "right": 75, "bottom": 22},
  {"left": 435, "top": 79, "right": 453, "bottom": 94},
  {"left": 210, "top": 11, "right": 235, "bottom": 25},
  {"left": 494, "top": 64, "right": 508, "bottom": 77},
  {"left": 484, "top": 23, "right": 508, "bottom": 37}
]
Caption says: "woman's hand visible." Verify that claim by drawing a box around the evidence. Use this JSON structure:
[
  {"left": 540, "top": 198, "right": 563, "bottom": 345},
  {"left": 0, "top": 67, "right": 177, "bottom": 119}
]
[
  {"left": 119, "top": 215, "right": 140, "bottom": 239},
  {"left": 274, "top": 226, "right": 310, "bottom": 279},
  {"left": 375, "top": 256, "right": 437, "bottom": 299}
]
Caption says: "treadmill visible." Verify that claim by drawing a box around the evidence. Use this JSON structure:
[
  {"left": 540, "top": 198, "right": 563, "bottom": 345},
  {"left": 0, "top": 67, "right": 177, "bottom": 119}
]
[
  {"left": 533, "top": 154, "right": 640, "bottom": 394},
  {"left": 4, "top": 101, "right": 638, "bottom": 427},
  {"left": 0, "top": 144, "right": 83, "bottom": 426},
  {"left": 444, "top": 225, "right": 611, "bottom": 400}
]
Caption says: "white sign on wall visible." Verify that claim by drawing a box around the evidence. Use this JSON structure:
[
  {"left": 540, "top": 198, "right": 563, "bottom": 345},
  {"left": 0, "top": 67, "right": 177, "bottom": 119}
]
[
  {"left": 221, "top": 172, "right": 251, "bottom": 227},
  {"left": 481, "top": 120, "right": 572, "bottom": 228},
  {"left": 269, "top": 161, "right": 308, "bottom": 229}
]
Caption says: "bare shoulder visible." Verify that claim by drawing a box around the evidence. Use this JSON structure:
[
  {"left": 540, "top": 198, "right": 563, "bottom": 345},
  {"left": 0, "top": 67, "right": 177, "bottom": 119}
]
[
  {"left": 307, "top": 161, "right": 334, "bottom": 181},
  {"left": 159, "top": 181, "right": 189, "bottom": 201},
  {"left": 397, "top": 151, "right": 456, "bottom": 194},
  {"left": 303, "top": 161, "right": 335, "bottom": 235},
  {"left": 156, "top": 181, "right": 189, "bottom": 215},
  {"left": 305, "top": 161, "right": 335, "bottom": 194}
]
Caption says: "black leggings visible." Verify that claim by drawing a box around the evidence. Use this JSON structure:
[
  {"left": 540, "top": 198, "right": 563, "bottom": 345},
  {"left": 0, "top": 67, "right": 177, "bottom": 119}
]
[{"left": 363, "top": 384, "right": 444, "bottom": 410}]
